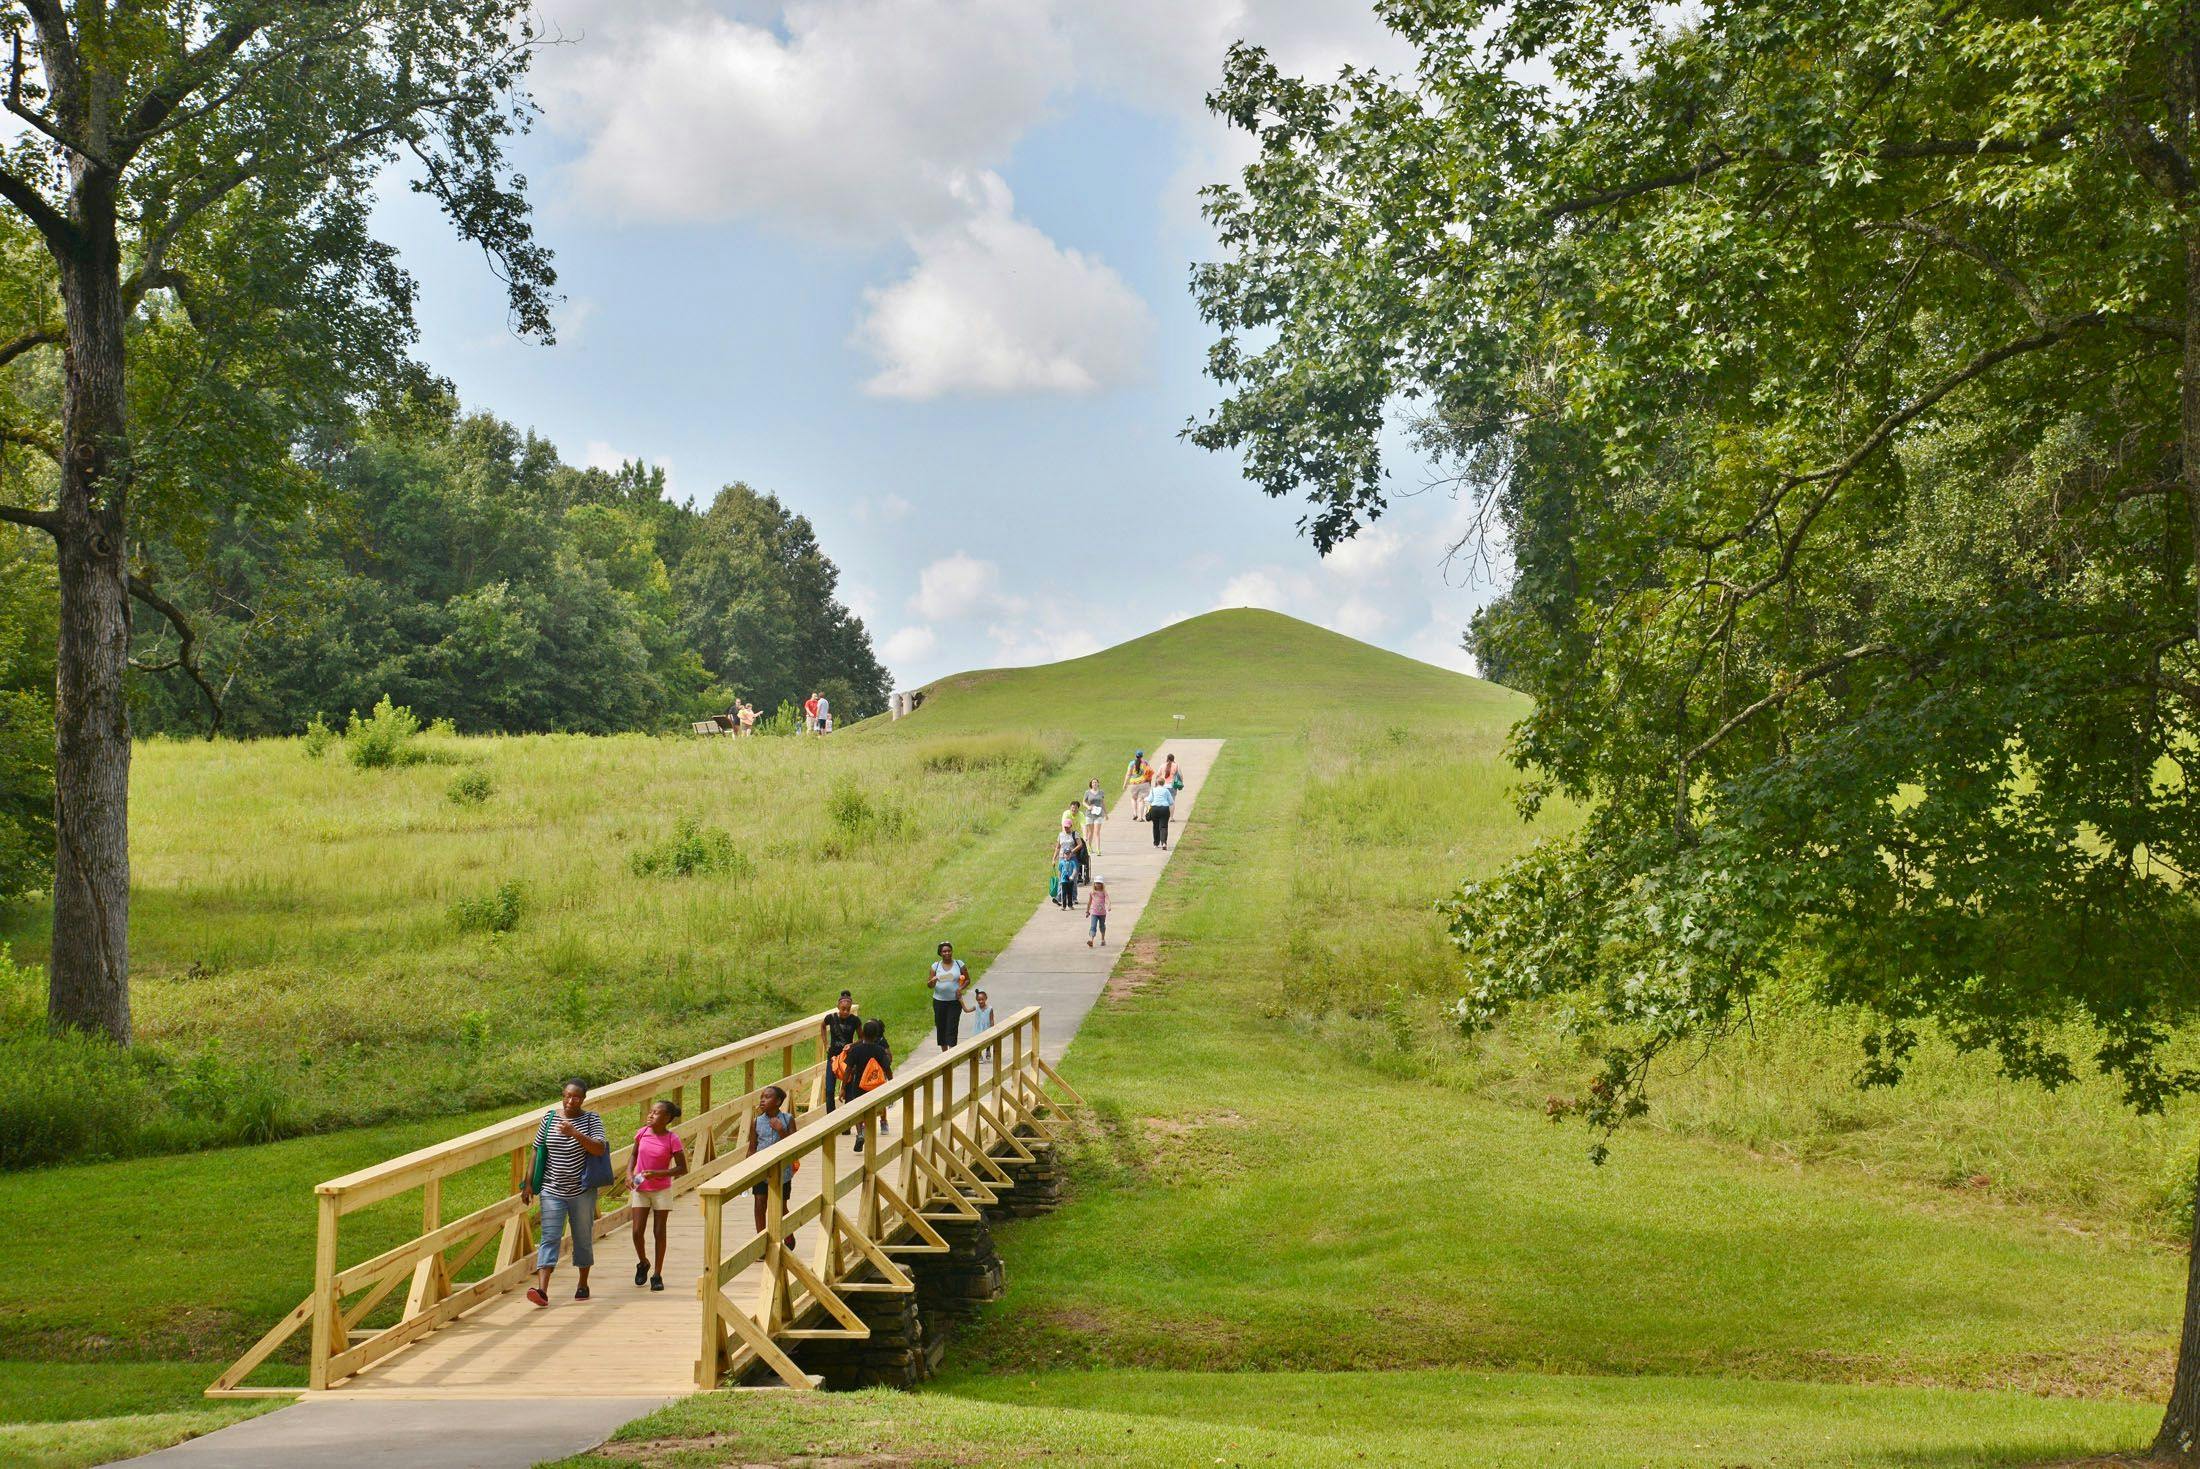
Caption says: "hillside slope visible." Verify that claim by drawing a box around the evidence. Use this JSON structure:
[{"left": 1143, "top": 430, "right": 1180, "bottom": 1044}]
[{"left": 890, "top": 608, "right": 1521, "bottom": 739}]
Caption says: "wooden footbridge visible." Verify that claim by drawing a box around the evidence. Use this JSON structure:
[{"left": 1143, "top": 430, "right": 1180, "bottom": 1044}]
[{"left": 211, "top": 1007, "right": 1081, "bottom": 1398}]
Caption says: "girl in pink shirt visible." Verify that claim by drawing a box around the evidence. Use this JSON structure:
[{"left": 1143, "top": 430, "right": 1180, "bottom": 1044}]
[
  {"left": 628, "top": 1099, "right": 687, "bottom": 1291},
  {"left": 1086, "top": 879, "right": 1109, "bottom": 947}
]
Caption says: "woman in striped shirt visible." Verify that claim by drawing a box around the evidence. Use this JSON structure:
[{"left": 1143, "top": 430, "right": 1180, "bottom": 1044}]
[{"left": 523, "top": 1078, "right": 609, "bottom": 1307}]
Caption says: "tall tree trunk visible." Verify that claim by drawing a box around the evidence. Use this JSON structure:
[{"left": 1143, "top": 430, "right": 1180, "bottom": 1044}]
[
  {"left": 45, "top": 203, "right": 132, "bottom": 1045},
  {"left": 2159, "top": 1153, "right": 2200, "bottom": 1460}
]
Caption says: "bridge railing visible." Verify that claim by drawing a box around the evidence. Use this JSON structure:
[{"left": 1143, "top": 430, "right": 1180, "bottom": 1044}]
[
  {"left": 693, "top": 1005, "right": 1081, "bottom": 1389},
  {"left": 210, "top": 1008, "right": 838, "bottom": 1397}
]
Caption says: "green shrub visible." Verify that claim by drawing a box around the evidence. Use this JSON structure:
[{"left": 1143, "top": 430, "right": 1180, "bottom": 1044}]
[
  {"left": 452, "top": 879, "right": 525, "bottom": 933},
  {"left": 301, "top": 712, "right": 336, "bottom": 760},
  {"left": 346, "top": 695, "right": 424, "bottom": 769},
  {"left": 823, "top": 775, "right": 910, "bottom": 852},
  {"left": 757, "top": 699, "right": 804, "bottom": 737},
  {"left": 0, "top": 1027, "right": 161, "bottom": 1169},
  {"left": 630, "top": 817, "right": 753, "bottom": 879},
  {"left": 914, "top": 734, "right": 1061, "bottom": 791},
  {"left": 446, "top": 769, "right": 495, "bottom": 805}
]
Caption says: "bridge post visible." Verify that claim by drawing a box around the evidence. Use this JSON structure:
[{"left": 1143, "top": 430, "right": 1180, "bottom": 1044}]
[
  {"left": 698, "top": 1192, "right": 725, "bottom": 1389},
  {"left": 308, "top": 1192, "right": 340, "bottom": 1389}
]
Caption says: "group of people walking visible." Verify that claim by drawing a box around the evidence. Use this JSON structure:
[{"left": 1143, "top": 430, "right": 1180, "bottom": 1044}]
[
  {"left": 1123, "top": 749, "right": 1183, "bottom": 848},
  {"left": 519, "top": 751, "right": 1193, "bottom": 1306}
]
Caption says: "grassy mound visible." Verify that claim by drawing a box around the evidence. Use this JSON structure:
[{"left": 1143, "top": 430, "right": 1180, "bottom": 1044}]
[{"left": 5, "top": 608, "right": 2190, "bottom": 1463}]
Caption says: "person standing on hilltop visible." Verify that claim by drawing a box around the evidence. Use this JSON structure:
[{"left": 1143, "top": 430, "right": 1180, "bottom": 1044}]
[
  {"left": 802, "top": 692, "right": 820, "bottom": 734},
  {"left": 817, "top": 691, "right": 832, "bottom": 734},
  {"left": 926, "top": 941, "right": 971, "bottom": 1049}
]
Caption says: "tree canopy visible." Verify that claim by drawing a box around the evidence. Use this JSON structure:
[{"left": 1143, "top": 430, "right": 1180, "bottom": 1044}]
[
  {"left": 1195, "top": 0, "right": 2200, "bottom": 1451},
  {"left": 122, "top": 401, "right": 891, "bottom": 741}
]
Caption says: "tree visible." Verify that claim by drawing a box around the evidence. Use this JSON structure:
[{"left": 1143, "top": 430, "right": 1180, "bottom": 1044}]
[
  {"left": 1194, "top": 0, "right": 2200, "bottom": 1452},
  {"left": 0, "top": 4, "right": 553, "bottom": 1042},
  {"left": 675, "top": 483, "right": 889, "bottom": 718}
]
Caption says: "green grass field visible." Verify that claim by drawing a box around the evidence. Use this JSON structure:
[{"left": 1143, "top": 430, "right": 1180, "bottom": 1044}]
[{"left": 4, "top": 610, "right": 2193, "bottom": 1465}]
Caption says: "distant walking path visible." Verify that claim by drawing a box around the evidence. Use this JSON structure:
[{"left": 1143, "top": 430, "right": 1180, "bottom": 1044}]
[
  {"left": 128, "top": 737, "right": 1222, "bottom": 1469},
  {"left": 910, "top": 737, "right": 1223, "bottom": 1068}
]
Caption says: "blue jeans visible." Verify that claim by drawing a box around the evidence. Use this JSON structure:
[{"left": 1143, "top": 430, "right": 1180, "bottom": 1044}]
[{"left": 536, "top": 1190, "right": 597, "bottom": 1270}]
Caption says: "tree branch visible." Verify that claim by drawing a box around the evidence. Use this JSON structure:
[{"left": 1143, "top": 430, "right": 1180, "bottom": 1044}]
[
  {"left": 126, "top": 572, "right": 222, "bottom": 736},
  {"left": 116, "top": 13, "right": 267, "bottom": 156},
  {"left": 0, "top": 500, "right": 56, "bottom": 533},
  {"left": 0, "top": 325, "right": 58, "bottom": 369},
  {"left": 5, "top": 28, "right": 80, "bottom": 157},
  {"left": 1861, "top": 217, "right": 2049, "bottom": 328},
  {"left": 1545, "top": 128, "right": 2077, "bottom": 218}
]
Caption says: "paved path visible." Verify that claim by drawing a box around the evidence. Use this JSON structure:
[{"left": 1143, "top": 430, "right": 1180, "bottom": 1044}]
[{"left": 129, "top": 736, "right": 1221, "bottom": 1468}]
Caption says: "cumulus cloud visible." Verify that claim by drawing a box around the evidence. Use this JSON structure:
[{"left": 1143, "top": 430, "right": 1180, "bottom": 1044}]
[
  {"left": 880, "top": 624, "right": 938, "bottom": 663},
  {"left": 858, "top": 173, "right": 1152, "bottom": 399},
  {"left": 535, "top": 0, "right": 1067, "bottom": 237},
  {"left": 910, "top": 552, "right": 1025, "bottom": 622},
  {"left": 531, "top": 2, "right": 1398, "bottom": 397}
]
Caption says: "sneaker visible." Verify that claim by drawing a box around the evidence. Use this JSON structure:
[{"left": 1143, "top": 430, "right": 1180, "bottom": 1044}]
[
  {"left": 574, "top": 1285, "right": 591, "bottom": 1301},
  {"left": 635, "top": 1260, "right": 649, "bottom": 1286},
  {"left": 649, "top": 1275, "right": 665, "bottom": 1292},
  {"left": 526, "top": 1287, "right": 548, "bottom": 1308}
]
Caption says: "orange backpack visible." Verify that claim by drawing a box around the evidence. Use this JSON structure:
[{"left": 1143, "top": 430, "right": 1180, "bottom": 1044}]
[{"left": 859, "top": 1055, "right": 887, "bottom": 1090}]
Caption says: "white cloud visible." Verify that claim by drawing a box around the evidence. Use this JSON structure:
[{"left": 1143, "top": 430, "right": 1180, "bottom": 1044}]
[
  {"left": 856, "top": 493, "right": 914, "bottom": 524},
  {"left": 909, "top": 552, "right": 1024, "bottom": 622},
  {"left": 880, "top": 624, "right": 938, "bottom": 663},
  {"left": 536, "top": 0, "right": 1068, "bottom": 238},
  {"left": 857, "top": 173, "right": 1152, "bottom": 399}
]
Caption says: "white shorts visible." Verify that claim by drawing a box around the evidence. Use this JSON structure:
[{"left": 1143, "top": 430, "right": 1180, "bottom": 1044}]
[{"left": 633, "top": 1188, "right": 676, "bottom": 1212}]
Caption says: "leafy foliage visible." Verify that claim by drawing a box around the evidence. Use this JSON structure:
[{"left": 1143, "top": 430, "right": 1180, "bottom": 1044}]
[
  {"left": 344, "top": 695, "right": 423, "bottom": 770},
  {"left": 450, "top": 880, "right": 525, "bottom": 934},
  {"left": 446, "top": 769, "right": 495, "bottom": 806},
  {"left": 0, "top": 530, "right": 53, "bottom": 903},
  {"left": 123, "top": 404, "right": 887, "bottom": 738},
  {"left": 1197, "top": 1, "right": 2200, "bottom": 1139},
  {"left": 628, "top": 817, "right": 753, "bottom": 881}
]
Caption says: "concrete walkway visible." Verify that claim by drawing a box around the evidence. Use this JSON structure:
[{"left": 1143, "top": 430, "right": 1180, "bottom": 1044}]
[
  {"left": 128, "top": 736, "right": 1221, "bottom": 1468},
  {"left": 905, "top": 737, "right": 1222, "bottom": 1068},
  {"left": 126, "top": 1397, "right": 670, "bottom": 1469}
]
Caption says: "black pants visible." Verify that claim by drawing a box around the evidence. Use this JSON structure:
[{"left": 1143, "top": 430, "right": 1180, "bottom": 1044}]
[
  {"left": 1150, "top": 807, "right": 1171, "bottom": 845},
  {"left": 824, "top": 1059, "right": 843, "bottom": 1112},
  {"left": 932, "top": 996, "right": 961, "bottom": 1050}
]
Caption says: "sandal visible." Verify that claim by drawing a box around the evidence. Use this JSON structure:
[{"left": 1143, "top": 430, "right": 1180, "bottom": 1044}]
[{"left": 574, "top": 1285, "right": 591, "bottom": 1301}]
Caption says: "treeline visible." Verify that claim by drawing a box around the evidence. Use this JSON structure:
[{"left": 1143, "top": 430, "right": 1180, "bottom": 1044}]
[{"left": 129, "top": 400, "right": 888, "bottom": 739}]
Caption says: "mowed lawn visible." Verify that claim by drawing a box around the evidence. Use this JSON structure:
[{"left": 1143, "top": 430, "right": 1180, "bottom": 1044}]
[
  {"left": 557, "top": 1369, "right": 2157, "bottom": 1469},
  {"left": 582, "top": 613, "right": 2189, "bottom": 1466},
  {"left": 3, "top": 611, "right": 2190, "bottom": 1465}
]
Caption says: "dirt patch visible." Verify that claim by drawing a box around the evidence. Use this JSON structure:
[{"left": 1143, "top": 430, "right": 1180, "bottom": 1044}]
[
  {"left": 1103, "top": 937, "right": 1161, "bottom": 1002},
  {"left": 1144, "top": 1109, "right": 1244, "bottom": 1141}
]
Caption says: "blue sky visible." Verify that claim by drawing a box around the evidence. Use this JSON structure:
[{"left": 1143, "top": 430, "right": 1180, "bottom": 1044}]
[{"left": 373, "top": 0, "right": 1495, "bottom": 689}]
